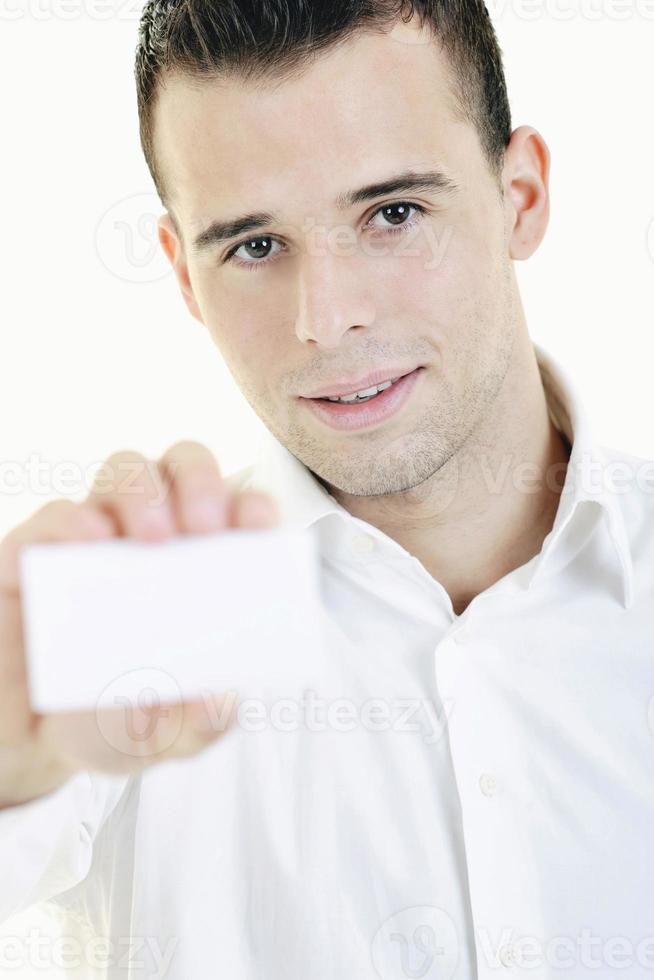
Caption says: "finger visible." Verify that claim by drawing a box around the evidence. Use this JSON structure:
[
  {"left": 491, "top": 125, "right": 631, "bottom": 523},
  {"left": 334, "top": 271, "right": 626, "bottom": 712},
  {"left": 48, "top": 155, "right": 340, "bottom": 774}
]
[
  {"left": 0, "top": 499, "right": 115, "bottom": 595},
  {"left": 35, "top": 691, "right": 240, "bottom": 776},
  {"left": 228, "top": 489, "right": 281, "bottom": 529},
  {"left": 88, "top": 450, "right": 175, "bottom": 541},
  {"left": 158, "top": 440, "right": 228, "bottom": 534}
]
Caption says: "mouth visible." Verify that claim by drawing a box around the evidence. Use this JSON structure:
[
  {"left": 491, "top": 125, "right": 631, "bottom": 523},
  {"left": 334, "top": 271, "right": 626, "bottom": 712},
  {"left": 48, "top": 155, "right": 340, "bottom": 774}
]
[
  {"left": 299, "top": 367, "right": 425, "bottom": 433},
  {"left": 299, "top": 365, "right": 422, "bottom": 401},
  {"left": 313, "top": 373, "right": 406, "bottom": 405}
]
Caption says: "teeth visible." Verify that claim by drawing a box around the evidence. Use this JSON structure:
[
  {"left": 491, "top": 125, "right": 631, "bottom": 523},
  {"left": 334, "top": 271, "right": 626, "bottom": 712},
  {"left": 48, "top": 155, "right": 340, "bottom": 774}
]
[{"left": 325, "top": 377, "right": 398, "bottom": 404}]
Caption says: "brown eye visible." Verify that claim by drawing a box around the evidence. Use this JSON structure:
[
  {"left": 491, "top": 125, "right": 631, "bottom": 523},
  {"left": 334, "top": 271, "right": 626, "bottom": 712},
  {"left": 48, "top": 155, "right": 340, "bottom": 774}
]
[
  {"left": 226, "top": 235, "right": 283, "bottom": 269},
  {"left": 380, "top": 204, "right": 413, "bottom": 225},
  {"left": 242, "top": 238, "right": 273, "bottom": 259},
  {"left": 367, "top": 202, "right": 426, "bottom": 232}
]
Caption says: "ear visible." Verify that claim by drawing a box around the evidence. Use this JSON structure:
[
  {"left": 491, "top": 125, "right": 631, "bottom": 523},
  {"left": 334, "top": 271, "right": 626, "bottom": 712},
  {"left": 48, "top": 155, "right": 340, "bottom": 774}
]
[
  {"left": 158, "top": 213, "right": 204, "bottom": 325},
  {"left": 503, "top": 126, "right": 551, "bottom": 261}
]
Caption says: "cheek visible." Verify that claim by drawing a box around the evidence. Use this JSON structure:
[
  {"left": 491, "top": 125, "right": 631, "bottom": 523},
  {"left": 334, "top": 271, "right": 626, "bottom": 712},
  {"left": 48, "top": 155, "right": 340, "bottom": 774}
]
[
  {"left": 430, "top": 216, "right": 505, "bottom": 319},
  {"left": 373, "top": 219, "right": 480, "bottom": 331},
  {"left": 208, "top": 309, "right": 289, "bottom": 409},
  {"left": 236, "top": 322, "right": 281, "bottom": 381},
  {"left": 218, "top": 318, "right": 277, "bottom": 381},
  {"left": 195, "top": 274, "right": 280, "bottom": 366},
  {"left": 378, "top": 216, "right": 508, "bottom": 369}
]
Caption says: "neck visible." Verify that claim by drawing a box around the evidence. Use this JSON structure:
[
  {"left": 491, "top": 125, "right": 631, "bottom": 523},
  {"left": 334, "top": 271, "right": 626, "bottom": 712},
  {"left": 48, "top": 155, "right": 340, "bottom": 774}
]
[{"left": 328, "top": 336, "right": 572, "bottom": 617}]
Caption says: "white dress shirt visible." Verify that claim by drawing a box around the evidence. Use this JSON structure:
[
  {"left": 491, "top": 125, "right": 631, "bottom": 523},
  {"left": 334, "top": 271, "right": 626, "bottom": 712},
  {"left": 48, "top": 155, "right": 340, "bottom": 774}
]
[{"left": 2, "top": 341, "right": 654, "bottom": 979}]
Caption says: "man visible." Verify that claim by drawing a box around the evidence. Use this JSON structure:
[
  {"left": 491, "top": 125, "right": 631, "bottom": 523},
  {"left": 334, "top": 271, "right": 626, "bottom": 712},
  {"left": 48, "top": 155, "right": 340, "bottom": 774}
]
[{"left": 1, "top": 2, "right": 653, "bottom": 978}]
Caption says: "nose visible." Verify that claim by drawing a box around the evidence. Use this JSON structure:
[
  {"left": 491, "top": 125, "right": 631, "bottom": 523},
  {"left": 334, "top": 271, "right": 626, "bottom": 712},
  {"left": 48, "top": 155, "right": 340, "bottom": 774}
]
[{"left": 294, "top": 252, "right": 376, "bottom": 348}]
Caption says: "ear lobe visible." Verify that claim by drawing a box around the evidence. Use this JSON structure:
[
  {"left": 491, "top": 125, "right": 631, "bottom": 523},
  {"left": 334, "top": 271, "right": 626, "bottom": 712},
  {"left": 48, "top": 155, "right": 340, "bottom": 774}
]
[
  {"left": 504, "top": 126, "right": 551, "bottom": 261},
  {"left": 158, "top": 213, "right": 205, "bottom": 326}
]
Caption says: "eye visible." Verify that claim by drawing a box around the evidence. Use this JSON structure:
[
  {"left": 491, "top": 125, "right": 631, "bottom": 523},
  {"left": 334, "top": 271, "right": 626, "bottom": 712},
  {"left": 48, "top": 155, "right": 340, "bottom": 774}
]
[
  {"left": 365, "top": 201, "right": 427, "bottom": 233},
  {"left": 223, "top": 201, "right": 427, "bottom": 271},
  {"left": 225, "top": 235, "right": 284, "bottom": 271}
]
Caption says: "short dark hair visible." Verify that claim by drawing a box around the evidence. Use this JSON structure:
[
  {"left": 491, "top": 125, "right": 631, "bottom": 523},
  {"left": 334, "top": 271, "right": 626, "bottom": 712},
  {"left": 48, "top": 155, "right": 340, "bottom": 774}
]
[{"left": 135, "top": 0, "right": 512, "bottom": 221}]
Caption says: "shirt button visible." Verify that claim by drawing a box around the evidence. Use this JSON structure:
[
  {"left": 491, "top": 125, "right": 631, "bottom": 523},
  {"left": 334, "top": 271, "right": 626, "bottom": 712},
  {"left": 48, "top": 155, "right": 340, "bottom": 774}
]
[
  {"left": 350, "top": 533, "right": 376, "bottom": 555},
  {"left": 453, "top": 629, "right": 468, "bottom": 645},
  {"left": 479, "top": 773, "right": 498, "bottom": 797},
  {"left": 498, "top": 942, "right": 518, "bottom": 967}
]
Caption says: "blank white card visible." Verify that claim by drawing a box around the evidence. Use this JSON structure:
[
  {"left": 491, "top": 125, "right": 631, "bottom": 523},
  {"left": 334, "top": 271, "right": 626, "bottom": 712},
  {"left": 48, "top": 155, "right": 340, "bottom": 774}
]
[{"left": 19, "top": 527, "right": 326, "bottom": 713}]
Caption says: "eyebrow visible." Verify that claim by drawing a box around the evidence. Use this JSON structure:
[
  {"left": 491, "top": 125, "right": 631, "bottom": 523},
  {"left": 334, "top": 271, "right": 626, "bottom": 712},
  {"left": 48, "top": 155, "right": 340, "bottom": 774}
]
[{"left": 190, "top": 168, "right": 458, "bottom": 256}]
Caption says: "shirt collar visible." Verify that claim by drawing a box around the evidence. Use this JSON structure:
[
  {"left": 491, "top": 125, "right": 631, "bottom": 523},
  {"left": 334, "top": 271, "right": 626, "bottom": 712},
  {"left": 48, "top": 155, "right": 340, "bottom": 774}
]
[
  {"left": 530, "top": 341, "right": 634, "bottom": 610},
  {"left": 248, "top": 427, "right": 345, "bottom": 530},
  {"left": 248, "top": 342, "right": 634, "bottom": 609}
]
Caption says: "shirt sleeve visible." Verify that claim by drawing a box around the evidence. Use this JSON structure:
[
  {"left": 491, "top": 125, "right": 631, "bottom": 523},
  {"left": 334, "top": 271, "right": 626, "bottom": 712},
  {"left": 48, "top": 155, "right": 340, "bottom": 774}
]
[{"left": 0, "top": 769, "right": 130, "bottom": 923}]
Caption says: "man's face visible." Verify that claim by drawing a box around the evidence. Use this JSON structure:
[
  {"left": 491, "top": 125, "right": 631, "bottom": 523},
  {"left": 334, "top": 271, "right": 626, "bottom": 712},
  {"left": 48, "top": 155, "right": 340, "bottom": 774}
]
[{"left": 155, "top": 17, "right": 520, "bottom": 497}]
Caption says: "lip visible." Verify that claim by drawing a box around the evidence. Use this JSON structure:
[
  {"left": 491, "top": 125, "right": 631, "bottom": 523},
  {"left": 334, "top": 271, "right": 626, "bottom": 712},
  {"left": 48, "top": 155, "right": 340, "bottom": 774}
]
[
  {"left": 300, "top": 367, "right": 424, "bottom": 433},
  {"left": 299, "top": 366, "right": 420, "bottom": 400}
]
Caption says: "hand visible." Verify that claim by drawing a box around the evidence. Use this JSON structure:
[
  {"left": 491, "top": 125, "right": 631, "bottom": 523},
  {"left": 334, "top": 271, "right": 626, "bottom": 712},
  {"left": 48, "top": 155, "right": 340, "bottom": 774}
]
[{"left": 0, "top": 440, "right": 279, "bottom": 809}]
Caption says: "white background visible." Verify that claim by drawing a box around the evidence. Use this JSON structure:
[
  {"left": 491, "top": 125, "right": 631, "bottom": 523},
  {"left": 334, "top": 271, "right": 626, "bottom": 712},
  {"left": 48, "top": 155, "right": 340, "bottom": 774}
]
[{"left": 1, "top": 1, "right": 653, "bottom": 976}]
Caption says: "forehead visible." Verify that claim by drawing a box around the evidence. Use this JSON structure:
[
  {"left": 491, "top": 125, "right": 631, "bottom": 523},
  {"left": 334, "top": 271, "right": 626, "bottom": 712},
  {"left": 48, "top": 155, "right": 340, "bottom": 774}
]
[{"left": 153, "top": 18, "right": 474, "bottom": 230}]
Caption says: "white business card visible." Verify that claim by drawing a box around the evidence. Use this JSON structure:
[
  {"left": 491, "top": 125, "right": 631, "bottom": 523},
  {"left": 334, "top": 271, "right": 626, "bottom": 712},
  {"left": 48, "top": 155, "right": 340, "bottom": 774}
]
[{"left": 19, "top": 527, "right": 327, "bottom": 713}]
